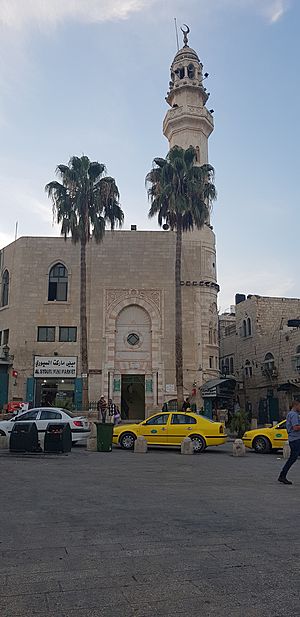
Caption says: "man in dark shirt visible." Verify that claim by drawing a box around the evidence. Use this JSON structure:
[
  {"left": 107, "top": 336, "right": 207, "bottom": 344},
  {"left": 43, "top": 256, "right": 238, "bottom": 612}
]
[{"left": 278, "top": 400, "right": 300, "bottom": 485}]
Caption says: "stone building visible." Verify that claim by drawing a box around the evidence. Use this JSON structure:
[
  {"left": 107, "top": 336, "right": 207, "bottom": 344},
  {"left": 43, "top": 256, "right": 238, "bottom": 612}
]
[
  {"left": 219, "top": 294, "right": 300, "bottom": 421},
  {"left": 0, "top": 31, "right": 219, "bottom": 417}
]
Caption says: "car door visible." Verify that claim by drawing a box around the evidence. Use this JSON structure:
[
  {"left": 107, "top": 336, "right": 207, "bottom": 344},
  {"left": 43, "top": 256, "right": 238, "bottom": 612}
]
[
  {"left": 169, "top": 413, "right": 198, "bottom": 445},
  {"left": 271, "top": 421, "right": 287, "bottom": 449},
  {"left": 37, "top": 409, "right": 63, "bottom": 434},
  {"left": 139, "top": 413, "right": 170, "bottom": 445},
  {"left": 9, "top": 409, "right": 40, "bottom": 434}
]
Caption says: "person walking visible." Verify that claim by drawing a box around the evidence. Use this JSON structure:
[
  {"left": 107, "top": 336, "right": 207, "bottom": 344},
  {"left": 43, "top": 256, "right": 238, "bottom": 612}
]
[
  {"left": 97, "top": 395, "right": 107, "bottom": 423},
  {"left": 182, "top": 397, "right": 191, "bottom": 412},
  {"left": 108, "top": 398, "right": 121, "bottom": 424},
  {"left": 278, "top": 400, "right": 300, "bottom": 485}
]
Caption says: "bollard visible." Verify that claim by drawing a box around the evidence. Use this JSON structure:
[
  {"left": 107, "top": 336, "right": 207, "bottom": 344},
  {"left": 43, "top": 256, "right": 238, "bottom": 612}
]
[
  {"left": 90, "top": 422, "right": 97, "bottom": 438},
  {"left": 232, "top": 438, "right": 246, "bottom": 457},
  {"left": 87, "top": 437, "right": 97, "bottom": 451},
  {"left": 181, "top": 437, "right": 194, "bottom": 455},
  {"left": 0, "top": 435, "right": 8, "bottom": 450},
  {"left": 283, "top": 441, "right": 290, "bottom": 459},
  {"left": 134, "top": 435, "right": 147, "bottom": 453}
]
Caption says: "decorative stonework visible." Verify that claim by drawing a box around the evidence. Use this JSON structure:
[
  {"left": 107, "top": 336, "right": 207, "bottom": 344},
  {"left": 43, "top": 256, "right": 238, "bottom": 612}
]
[{"left": 105, "top": 289, "right": 161, "bottom": 312}]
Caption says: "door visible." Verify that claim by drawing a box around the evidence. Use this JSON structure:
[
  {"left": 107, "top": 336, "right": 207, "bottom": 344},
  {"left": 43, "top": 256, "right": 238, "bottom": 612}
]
[
  {"left": 0, "top": 367, "right": 8, "bottom": 409},
  {"left": 272, "top": 420, "right": 288, "bottom": 449},
  {"left": 8, "top": 409, "right": 40, "bottom": 434},
  {"left": 139, "top": 413, "right": 170, "bottom": 445},
  {"left": 169, "top": 413, "right": 198, "bottom": 445},
  {"left": 36, "top": 409, "right": 63, "bottom": 434},
  {"left": 121, "top": 375, "right": 145, "bottom": 420}
]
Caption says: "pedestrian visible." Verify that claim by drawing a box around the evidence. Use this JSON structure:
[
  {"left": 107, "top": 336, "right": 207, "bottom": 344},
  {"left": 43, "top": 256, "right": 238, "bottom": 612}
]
[
  {"left": 121, "top": 396, "right": 129, "bottom": 420},
  {"left": 182, "top": 397, "right": 190, "bottom": 412},
  {"left": 108, "top": 398, "right": 121, "bottom": 424},
  {"left": 278, "top": 400, "right": 300, "bottom": 485},
  {"left": 97, "top": 395, "right": 107, "bottom": 423}
]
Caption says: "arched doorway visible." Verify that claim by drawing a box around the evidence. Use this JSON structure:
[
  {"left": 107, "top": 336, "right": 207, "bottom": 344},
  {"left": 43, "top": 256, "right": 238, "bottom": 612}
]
[{"left": 115, "top": 305, "right": 151, "bottom": 420}]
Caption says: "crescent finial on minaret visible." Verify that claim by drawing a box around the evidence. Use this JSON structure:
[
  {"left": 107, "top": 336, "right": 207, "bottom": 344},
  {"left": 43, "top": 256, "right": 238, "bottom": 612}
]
[{"left": 181, "top": 24, "right": 190, "bottom": 47}]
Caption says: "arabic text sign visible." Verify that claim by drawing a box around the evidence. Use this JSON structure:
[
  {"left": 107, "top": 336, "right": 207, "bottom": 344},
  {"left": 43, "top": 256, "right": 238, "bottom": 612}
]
[{"left": 34, "top": 356, "right": 77, "bottom": 378}]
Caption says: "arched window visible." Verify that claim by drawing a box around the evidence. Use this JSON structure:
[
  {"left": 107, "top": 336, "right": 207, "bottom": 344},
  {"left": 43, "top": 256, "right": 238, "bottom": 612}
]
[
  {"left": 1, "top": 270, "right": 9, "bottom": 307},
  {"left": 208, "top": 323, "right": 213, "bottom": 344},
  {"left": 247, "top": 317, "right": 252, "bottom": 336},
  {"left": 187, "top": 64, "right": 195, "bottom": 79},
  {"left": 242, "top": 320, "right": 247, "bottom": 337},
  {"left": 195, "top": 146, "right": 200, "bottom": 163},
  {"left": 229, "top": 357, "right": 234, "bottom": 374},
  {"left": 263, "top": 353, "right": 275, "bottom": 371},
  {"left": 175, "top": 66, "right": 185, "bottom": 80},
  {"left": 244, "top": 360, "right": 252, "bottom": 378},
  {"left": 48, "top": 263, "right": 68, "bottom": 301}
]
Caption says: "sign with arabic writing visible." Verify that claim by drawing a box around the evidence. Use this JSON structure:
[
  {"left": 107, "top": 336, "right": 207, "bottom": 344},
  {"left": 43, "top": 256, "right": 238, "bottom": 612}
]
[{"left": 34, "top": 356, "right": 77, "bottom": 378}]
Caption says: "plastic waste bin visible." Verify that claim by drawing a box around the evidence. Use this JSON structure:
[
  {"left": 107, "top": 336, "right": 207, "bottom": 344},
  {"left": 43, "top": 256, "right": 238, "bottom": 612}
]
[
  {"left": 44, "top": 423, "right": 72, "bottom": 453},
  {"left": 9, "top": 422, "right": 39, "bottom": 453},
  {"left": 95, "top": 422, "right": 114, "bottom": 452}
]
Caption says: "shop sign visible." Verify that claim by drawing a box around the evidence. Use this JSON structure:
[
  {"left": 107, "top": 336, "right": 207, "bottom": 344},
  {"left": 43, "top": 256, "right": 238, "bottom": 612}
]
[
  {"left": 202, "top": 386, "right": 217, "bottom": 398},
  {"left": 165, "top": 384, "right": 176, "bottom": 394},
  {"left": 146, "top": 379, "right": 153, "bottom": 393},
  {"left": 34, "top": 356, "right": 77, "bottom": 378},
  {"left": 113, "top": 378, "right": 121, "bottom": 392}
]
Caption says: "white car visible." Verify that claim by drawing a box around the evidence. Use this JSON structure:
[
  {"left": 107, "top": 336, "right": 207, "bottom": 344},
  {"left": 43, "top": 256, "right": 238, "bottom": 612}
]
[{"left": 0, "top": 407, "right": 90, "bottom": 445}]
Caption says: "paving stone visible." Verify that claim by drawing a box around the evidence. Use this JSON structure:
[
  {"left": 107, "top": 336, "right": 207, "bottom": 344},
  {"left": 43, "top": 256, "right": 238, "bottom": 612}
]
[{"left": 1, "top": 445, "right": 300, "bottom": 616}]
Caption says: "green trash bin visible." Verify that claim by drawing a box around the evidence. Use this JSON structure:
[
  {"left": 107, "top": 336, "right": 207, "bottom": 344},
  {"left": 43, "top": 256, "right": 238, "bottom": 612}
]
[{"left": 95, "top": 422, "right": 114, "bottom": 452}]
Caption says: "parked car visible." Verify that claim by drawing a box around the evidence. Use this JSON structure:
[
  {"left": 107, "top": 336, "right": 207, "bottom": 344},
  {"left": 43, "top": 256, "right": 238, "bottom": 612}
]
[
  {"left": 0, "top": 407, "right": 90, "bottom": 445},
  {"left": 242, "top": 420, "right": 287, "bottom": 453},
  {"left": 113, "top": 411, "right": 227, "bottom": 452}
]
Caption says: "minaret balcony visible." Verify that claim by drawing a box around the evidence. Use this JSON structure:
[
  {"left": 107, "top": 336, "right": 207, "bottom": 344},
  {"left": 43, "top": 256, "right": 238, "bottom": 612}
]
[{"left": 163, "top": 105, "right": 214, "bottom": 140}]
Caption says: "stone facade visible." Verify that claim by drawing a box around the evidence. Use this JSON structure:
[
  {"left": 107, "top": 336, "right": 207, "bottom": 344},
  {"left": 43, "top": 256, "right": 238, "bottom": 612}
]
[
  {"left": 219, "top": 295, "right": 300, "bottom": 421},
  {"left": 0, "top": 228, "right": 218, "bottom": 416}
]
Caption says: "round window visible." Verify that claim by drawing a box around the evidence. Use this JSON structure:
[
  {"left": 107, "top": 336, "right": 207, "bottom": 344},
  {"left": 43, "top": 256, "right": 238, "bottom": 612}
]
[{"left": 127, "top": 333, "right": 140, "bottom": 346}]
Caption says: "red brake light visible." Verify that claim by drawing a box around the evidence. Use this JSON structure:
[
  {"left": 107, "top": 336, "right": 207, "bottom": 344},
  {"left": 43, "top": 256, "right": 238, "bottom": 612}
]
[
  {"left": 219, "top": 425, "right": 224, "bottom": 433},
  {"left": 73, "top": 420, "right": 83, "bottom": 427}
]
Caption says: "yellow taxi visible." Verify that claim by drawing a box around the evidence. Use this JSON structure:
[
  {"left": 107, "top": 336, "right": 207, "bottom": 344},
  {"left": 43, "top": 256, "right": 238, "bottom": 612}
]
[
  {"left": 113, "top": 411, "right": 227, "bottom": 453},
  {"left": 242, "top": 420, "right": 287, "bottom": 453}
]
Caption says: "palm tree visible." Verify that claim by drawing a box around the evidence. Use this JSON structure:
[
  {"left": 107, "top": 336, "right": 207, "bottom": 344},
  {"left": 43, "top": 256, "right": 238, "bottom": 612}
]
[
  {"left": 46, "top": 155, "right": 124, "bottom": 411},
  {"left": 146, "top": 146, "right": 216, "bottom": 410}
]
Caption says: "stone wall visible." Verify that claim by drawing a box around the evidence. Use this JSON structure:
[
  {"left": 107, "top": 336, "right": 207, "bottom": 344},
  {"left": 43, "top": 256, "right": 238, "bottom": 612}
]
[
  {"left": 219, "top": 295, "right": 300, "bottom": 419},
  {"left": 0, "top": 228, "right": 219, "bottom": 412}
]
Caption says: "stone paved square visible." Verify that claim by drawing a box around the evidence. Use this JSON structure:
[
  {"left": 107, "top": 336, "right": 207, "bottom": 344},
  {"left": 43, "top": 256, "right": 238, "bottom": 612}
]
[{"left": 0, "top": 444, "right": 299, "bottom": 616}]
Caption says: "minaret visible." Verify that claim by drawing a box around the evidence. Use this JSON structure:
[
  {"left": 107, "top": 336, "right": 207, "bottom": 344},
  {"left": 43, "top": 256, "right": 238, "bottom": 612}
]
[
  {"left": 163, "top": 26, "right": 220, "bottom": 402},
  {"left": 163, "top": 25, "right": 214, "bottom": 166}
]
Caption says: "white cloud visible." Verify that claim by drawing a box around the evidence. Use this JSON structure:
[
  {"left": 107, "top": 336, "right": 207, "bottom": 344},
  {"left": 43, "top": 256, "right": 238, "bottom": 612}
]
[
  {"left": 214, "top": 0, "right": 290, "bottom": 24},
  {"left": 0, "top": 0, "right": 156, "bottom": 29},
  {"left": 0, "top": 0, "right": 291, "bottom": 31}
]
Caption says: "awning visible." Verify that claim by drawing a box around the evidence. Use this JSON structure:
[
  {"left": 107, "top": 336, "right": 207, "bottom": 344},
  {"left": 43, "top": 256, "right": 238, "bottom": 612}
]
[
  {"left": 201, "top": 377, "right": 236, "bottom": 398},
  {"left": 277, "top": 381, "right": 300, "bottom": 391}
]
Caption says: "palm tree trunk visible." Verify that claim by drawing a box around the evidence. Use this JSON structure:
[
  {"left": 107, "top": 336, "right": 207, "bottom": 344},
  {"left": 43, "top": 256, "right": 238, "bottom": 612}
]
[
  {"left": 80, "top": 238, "right": 89, "bottom": 412},
  {"left": 175, "top": 225, "right": 184, "bottom": 410}
]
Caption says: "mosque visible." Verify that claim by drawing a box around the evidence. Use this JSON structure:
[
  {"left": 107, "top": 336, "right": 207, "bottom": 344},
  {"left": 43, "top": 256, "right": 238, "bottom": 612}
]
[{"left": 0, "top": 28, "right": 219, "bottom": 417}]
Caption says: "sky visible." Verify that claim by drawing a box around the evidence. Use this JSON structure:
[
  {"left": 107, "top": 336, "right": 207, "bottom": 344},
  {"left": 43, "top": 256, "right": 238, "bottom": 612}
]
[{"left": 0, "top": 0, "right": 299, "bottom": 311}]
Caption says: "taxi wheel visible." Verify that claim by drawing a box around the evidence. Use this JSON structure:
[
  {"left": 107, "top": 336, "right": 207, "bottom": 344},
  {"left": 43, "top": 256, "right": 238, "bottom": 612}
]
[
  {"left": 253, "top": 436, "right": 271, "bottom": 454},
  {"left": 190, "top": 435, "right": 206, "bottom": 453},
  {"left": 119, "top": 432, "right": 136, "bottom": 450}
]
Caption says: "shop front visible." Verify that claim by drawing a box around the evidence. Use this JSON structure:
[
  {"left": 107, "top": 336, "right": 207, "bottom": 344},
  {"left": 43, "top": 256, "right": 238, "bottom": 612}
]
[{"left": 31, "top": 356, "right": 79, "bottom": 409}]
